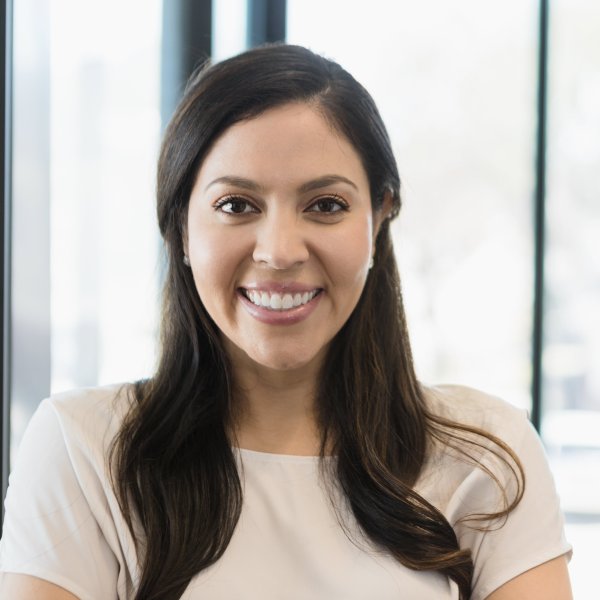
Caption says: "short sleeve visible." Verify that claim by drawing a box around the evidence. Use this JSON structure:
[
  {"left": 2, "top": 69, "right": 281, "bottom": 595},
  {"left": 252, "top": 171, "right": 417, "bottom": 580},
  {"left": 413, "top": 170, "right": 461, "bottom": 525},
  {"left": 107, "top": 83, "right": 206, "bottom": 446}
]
[
  {"left": 448, "top": 413, "right": 572, "bottom": 600},
  {"left": 0, "top": 399, "right": 119, "bottom": 600}
]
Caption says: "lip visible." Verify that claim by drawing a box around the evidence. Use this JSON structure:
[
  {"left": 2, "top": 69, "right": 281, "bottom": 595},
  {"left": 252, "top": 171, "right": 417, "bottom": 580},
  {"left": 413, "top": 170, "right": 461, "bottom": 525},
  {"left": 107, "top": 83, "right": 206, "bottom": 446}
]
[{"left": 237, "top": 287, "right": 323, "bottom": 325}]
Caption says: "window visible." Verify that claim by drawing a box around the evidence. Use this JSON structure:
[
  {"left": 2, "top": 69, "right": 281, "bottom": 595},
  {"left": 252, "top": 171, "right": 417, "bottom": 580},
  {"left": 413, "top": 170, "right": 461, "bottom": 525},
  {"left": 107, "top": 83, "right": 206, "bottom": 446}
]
[
  {"left": 543, "top": 0, "right": 600, "bottom": 594},
  {"left": 49, "top": 0, "right": 162, "bottom": 393},
  {"left": 8, "top": 0, "right": 162, "bottom": 464},
  {"left": 288, "top": 0, "right": 537, "bottom": 408}
]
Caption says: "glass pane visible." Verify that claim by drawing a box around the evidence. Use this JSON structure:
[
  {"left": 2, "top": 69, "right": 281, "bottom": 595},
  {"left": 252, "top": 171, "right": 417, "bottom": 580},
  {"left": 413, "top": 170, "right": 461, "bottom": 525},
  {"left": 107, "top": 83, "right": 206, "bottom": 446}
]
[
  {"left": 8, "top": 0, "right": 161, "bottom": 482},
  {"left": 543, "top": 1, "right": 600, "bottom": 597},
  {"left": 212, "top": 0, "right": 248, "bottom": 61},
  {"left": 49, "top": 0, "right": 162, "bottom": 394},
  {"left": 287, "top": 0, "right": 536, "bottom": 409},
  {"left": 10, "top": 0, "right": 52, "bottom": 464}
]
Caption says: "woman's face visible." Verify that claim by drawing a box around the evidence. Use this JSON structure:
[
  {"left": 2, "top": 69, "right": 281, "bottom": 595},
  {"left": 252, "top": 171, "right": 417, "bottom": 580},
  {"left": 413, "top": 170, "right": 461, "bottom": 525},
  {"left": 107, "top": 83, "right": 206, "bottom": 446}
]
[{"left": 186, "top": 102, "right": 384, "bottom": 376}]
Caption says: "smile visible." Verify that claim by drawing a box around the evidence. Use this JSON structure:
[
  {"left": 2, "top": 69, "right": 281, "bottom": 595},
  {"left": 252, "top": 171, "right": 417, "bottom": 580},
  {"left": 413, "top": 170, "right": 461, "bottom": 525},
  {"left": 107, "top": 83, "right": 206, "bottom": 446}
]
[{"left": 241, "top": 288, "right": 321, "bottom": 311}]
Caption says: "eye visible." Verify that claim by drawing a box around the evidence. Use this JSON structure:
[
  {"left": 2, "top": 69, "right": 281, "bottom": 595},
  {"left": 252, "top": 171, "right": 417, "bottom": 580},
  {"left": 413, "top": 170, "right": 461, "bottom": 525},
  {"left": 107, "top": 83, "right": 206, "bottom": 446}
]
[
  {"left": 214, "top": 195, "right": 259, "bottom": 215},
  {"left": 306, "top": 195, "right": 349, "bottom": 214}
]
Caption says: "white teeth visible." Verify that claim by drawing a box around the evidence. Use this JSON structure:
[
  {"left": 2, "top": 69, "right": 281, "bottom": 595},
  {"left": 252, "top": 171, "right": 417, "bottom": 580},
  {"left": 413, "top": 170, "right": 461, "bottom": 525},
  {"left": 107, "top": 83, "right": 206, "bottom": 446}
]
[
  {"left": 270, "top": 294, "right": 282, "bottom": 309},
  {"left": 244, "top": 289, "right": 319, "bottom": 311}
]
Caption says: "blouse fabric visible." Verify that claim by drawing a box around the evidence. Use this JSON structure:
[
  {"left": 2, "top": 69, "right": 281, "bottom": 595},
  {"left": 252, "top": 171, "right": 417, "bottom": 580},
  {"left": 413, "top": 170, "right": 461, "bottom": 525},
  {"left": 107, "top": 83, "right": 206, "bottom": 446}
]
[{"left": 0, "top": 384, "right": 571, "bottom": 599}]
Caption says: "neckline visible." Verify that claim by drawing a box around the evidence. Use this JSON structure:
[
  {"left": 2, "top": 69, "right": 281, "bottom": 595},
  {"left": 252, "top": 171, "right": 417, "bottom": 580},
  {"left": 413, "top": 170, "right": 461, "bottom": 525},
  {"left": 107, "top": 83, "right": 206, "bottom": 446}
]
[{"left": 233, "top": 447, "right": 334, "bottom": 463}]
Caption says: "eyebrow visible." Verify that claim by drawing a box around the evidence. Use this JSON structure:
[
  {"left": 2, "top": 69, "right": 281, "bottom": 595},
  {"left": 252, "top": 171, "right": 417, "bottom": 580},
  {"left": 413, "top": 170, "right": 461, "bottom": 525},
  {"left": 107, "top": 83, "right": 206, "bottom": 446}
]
[
  {"left": 205, "top": 174, "right": 359, "bottom": 193},
  {"left": 205, "top": 176, "right": 263, "bottom": 193},
  {"left": 298, "top": 175, "right": 358, "bottom": 193}
]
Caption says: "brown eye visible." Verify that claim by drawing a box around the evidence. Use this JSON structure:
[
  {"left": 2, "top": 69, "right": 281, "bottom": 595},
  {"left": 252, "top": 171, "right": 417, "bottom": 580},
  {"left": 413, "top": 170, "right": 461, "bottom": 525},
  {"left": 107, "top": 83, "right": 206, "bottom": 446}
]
[
  {"left": 215, "top": 196, "right": 258, "bottom": 215},
  {"left": 307, "top": 196, "right": 348, "bottom": 214}
]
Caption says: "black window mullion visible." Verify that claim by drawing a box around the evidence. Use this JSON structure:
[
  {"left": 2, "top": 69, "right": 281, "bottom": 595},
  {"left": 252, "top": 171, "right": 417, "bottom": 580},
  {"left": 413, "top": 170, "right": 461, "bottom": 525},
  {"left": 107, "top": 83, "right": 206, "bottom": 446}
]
[
  {"left": 1, "top": 0, "right": 14, "bottom": 522},
  {"left": 161, "top": 0, "right": 212, "bottom": 129},
  {"left": 247, "top": 0, "right": 286, "bottom": 47},
  {"left": 531, "top": 0, "right": 549, "bottom": 432}
]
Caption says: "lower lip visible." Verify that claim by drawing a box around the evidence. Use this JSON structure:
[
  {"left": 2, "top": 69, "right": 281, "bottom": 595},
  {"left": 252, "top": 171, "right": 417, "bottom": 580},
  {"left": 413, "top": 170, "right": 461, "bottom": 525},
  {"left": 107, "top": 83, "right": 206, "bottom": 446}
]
[{"left": 238, "top": 290, "right": 323, "bottom": 325}]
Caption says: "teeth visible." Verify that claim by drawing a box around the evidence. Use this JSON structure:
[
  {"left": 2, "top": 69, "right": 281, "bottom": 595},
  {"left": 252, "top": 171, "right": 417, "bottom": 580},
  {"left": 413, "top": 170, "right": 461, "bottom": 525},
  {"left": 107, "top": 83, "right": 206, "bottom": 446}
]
[
  {"left": 270, "top": 294, "right": 282, "bottom": 310},
  {"left": 244, "top": 289, "right": 319, "bottom": 311}
]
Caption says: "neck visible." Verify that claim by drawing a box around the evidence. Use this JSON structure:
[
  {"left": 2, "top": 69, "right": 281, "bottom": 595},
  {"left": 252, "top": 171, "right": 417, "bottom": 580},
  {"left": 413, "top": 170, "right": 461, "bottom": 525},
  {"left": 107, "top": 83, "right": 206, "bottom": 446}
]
[{"left": 229, "top": 356, "right": 323, "bottom": 456}]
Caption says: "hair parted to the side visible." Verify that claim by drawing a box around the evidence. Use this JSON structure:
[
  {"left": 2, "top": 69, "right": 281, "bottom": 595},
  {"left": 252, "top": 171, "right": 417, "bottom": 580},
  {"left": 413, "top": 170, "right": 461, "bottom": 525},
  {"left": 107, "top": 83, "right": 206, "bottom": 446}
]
[{"left": 110, "top": 44, "right": 524, "bottom": 600}]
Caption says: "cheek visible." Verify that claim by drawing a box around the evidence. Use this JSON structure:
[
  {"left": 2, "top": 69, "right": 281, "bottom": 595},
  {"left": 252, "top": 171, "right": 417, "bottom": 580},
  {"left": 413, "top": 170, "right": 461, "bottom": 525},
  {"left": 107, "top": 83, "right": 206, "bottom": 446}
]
[
  {"left": 188, "top": 226, "right": 252, "bottom": 295},
  {"left": 319, "top": 220, "right": 374, "bottom": 286}
]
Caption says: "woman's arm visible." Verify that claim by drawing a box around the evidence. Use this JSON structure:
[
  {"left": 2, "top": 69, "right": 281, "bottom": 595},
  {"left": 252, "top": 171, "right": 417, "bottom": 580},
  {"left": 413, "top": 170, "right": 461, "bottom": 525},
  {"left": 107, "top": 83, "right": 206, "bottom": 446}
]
[
  {"left": 0, "top": 573, "right": 80, "bottom": 600},
  {"left": 485, "top": 555, "right": 572, "bottom": 600}
]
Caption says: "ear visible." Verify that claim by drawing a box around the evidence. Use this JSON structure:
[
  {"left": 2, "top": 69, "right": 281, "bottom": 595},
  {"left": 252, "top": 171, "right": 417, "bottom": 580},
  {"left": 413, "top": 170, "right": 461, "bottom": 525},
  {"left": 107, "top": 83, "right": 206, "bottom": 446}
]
[{"left": 372, "top": 190, "right": 394, "bottom": 238}]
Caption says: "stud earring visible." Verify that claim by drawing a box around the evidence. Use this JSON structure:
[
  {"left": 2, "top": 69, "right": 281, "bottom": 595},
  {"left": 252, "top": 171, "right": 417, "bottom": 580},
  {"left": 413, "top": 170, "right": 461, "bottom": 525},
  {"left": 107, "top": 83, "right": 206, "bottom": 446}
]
[
  {"left": 369, "top": 256, "right": 375, "bottom": 270},
  {"left": 183, "top": 255, "right": 191, "bottom": 267}
]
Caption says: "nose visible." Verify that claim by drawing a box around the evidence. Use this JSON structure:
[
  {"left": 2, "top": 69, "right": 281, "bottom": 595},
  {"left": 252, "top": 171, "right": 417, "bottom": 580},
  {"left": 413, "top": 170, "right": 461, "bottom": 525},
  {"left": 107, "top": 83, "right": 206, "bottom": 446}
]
[{"left": 252, "top": 212, "right": 310, "bottom": 270}]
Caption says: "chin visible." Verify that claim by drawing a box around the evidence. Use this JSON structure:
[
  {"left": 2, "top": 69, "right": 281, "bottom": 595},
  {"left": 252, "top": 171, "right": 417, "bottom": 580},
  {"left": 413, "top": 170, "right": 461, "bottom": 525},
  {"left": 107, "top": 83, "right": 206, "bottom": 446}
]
[
  {"left": 223, "top": 336, "right": 330, "bottom": 376},
  {"left": 256, "top": 353, "right": 315, "bottom": 372},
  {"left": 248, "top": 344, "right": 327, "bottom": 374}
]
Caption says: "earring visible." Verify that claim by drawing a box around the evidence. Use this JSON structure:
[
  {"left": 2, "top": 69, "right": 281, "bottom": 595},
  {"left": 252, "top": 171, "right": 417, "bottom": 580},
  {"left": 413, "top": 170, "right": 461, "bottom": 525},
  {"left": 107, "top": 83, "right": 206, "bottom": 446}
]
[
  {"left": 183, "top": 255, "right": 191, "bottom": 267},
  {"left": 369, "top": 256, "right": 375, "bottom": 270}
]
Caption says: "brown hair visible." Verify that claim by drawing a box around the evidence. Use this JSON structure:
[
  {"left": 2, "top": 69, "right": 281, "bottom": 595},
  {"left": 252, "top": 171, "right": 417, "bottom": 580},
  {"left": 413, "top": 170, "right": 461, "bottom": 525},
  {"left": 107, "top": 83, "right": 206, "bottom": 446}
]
[{"left": 110, "top": 44, "right": 524, "bottom": 600}]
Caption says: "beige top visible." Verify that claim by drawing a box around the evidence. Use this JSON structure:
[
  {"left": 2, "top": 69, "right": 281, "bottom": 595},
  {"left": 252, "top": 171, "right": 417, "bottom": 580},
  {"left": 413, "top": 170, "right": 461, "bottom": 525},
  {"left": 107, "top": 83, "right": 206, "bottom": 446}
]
[{"left": 0, "top": 384, "right": 571, "bottom": 600}]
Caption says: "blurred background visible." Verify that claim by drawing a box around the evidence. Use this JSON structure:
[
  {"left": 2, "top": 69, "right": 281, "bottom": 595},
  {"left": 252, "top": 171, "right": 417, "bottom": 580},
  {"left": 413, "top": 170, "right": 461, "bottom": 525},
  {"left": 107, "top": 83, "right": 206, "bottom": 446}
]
[{"left": 1, "top": 0, "right": 598, "bottom": 597}]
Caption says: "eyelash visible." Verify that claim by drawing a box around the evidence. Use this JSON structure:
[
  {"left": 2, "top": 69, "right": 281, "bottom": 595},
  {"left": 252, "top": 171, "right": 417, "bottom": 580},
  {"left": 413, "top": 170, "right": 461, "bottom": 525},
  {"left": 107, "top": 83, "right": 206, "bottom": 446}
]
[
  {"left": 213, "top": 195, "right": 257, "bottom": 215},
  {"left": 307, "top": 194, "right": 349, "bottom": 214},
  {"left": 213, "top": 194, "right": 349, "bottom": 216}
]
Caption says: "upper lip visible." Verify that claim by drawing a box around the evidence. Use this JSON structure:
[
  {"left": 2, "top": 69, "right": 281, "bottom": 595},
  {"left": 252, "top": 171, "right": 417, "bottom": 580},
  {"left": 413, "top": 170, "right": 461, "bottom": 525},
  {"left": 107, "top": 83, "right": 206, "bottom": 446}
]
[{"left": 239, "top": 281, "right": 322, "bottom": 294}]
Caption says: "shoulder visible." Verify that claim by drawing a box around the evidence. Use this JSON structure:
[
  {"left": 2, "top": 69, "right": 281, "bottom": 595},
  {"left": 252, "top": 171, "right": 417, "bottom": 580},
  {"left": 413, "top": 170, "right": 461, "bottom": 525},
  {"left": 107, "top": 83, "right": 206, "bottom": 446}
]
[
  {"left": 421, "top": 383, "right": 527, "bottom": 422},
  {"left": 39, "top": 383, "right": 134, "bottom": 454},
  {"left": 417, "top": 383, "right": 533, "bottom": 509},
  {"left": 416, "top": 384, "right": 528, "bottom": 504},
  {"left": 47, "top": 382, "right": 133, "bottom": 426},
  {"left": 1, "top": 384, "right": 139, "bottom": 596},
  {"left": 418, "top": 385, "right": 571, "bottom": 600},
  {"left": 421, "top": 383, "right": 530, "bottom": 443},
  {"left": 7, "top": 383, "right": 134, "bottom": 503},
  {"left": 6, "top": 383, "right": 135, "bottom": 525}
]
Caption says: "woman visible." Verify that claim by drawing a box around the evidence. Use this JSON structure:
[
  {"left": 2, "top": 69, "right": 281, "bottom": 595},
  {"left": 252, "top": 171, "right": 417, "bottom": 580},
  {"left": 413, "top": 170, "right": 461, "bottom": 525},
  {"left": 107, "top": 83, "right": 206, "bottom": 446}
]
[{"left": 0, "top": 44, "right": 572, "bottom": 599}]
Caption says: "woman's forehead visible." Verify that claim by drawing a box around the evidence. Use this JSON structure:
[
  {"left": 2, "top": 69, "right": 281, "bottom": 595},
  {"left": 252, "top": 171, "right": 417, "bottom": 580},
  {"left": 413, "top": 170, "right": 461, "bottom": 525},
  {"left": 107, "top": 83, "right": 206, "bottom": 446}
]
[{"left": 194, "top": 102, "right": 369, "bottom": 194}]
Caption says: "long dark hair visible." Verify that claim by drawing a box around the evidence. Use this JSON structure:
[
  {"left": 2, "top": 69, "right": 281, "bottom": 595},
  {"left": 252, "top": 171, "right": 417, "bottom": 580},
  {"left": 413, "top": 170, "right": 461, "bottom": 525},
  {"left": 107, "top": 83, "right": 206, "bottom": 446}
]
[{"left": 110, "top": 44, "right": 523, "bottom": 600}]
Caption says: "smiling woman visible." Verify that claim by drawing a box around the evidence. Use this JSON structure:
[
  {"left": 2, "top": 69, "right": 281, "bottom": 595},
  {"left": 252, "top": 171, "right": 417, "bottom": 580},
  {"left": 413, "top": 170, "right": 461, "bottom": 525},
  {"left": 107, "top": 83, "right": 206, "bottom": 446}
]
[{"left": 0, "top": 45, "right": 572, "bottom": 600}]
